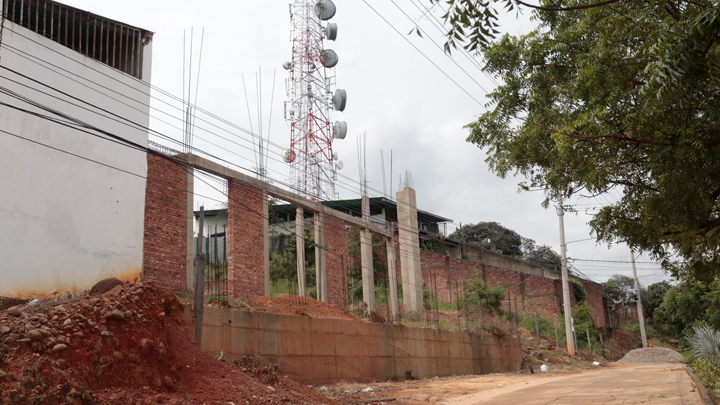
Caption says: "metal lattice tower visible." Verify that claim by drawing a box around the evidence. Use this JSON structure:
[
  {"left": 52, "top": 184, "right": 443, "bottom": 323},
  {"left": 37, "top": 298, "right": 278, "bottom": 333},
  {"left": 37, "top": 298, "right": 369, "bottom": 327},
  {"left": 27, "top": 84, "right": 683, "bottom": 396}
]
[{"left": 283, "top": 0, "right": 347, "bottom": 200}]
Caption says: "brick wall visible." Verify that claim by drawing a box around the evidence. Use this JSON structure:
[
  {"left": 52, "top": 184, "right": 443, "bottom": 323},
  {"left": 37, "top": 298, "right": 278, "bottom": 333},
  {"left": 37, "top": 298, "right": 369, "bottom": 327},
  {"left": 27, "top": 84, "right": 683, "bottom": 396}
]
[
  {"left": 325, "top": 215, "right": 349, "bottom": 310},
  {"left": 227, "top": 180, "right": 265, "bottom": 299},
  {"left": 142, "top": 153, "right": 187, "bottom": 291},
  {"left": 582, "top": 280, "right": 607, "bottom": 328}
]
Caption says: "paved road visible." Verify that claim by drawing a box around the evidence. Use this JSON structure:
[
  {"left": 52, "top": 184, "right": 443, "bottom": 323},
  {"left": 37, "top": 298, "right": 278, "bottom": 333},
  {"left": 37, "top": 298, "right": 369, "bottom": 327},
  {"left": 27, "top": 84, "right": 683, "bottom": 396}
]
[{"left": 446, "top": 364, "right": 705, "bottom": 405}]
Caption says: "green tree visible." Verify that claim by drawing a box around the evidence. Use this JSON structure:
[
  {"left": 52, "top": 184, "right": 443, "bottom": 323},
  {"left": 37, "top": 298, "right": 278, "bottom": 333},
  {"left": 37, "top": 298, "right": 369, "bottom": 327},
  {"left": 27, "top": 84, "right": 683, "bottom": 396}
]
[
  {"left": 653, "top": 278, "right": 720, "bottom": 338},
  {"left": 522, "top": 238, "right": 562, "bottom": 270},
  {"left": 572, "top": 279, "right": 587, "bottom": 303},
  {"left": 449, "top": 222, "right": 524, "bottom": 256},
  {"left": 645, "top": 281, "right": 673, "bottom": 321},
  {"left": 603, "top": 274, "right": 641, "bottom": 316},
  {"left": 461, "top": 278, "right": 505, "bottom": 314},
  {"left": 429, "top": 1, "right": 720, "bottom": 280}
]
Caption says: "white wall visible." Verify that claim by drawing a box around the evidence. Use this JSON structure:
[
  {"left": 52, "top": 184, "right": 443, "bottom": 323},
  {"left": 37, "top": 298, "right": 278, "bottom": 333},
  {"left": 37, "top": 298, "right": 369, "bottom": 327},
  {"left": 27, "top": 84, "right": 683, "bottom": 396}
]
[{"left": 0, "top": 22, "right": 152, "bottom": 298}]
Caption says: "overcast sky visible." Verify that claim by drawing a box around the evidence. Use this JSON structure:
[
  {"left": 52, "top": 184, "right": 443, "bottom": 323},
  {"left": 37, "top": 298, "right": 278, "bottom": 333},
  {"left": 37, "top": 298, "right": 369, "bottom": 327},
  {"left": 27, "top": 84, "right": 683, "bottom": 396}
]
[{"left": 63, "top": 0, "right": 672, "bottom": 286}]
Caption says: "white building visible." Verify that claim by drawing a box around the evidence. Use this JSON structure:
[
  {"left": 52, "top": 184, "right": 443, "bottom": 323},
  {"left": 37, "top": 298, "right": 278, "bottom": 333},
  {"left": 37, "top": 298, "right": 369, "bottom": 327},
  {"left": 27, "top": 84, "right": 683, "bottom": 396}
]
[{"left": 0, "top": 0, "right": 153, "bottom": 298}]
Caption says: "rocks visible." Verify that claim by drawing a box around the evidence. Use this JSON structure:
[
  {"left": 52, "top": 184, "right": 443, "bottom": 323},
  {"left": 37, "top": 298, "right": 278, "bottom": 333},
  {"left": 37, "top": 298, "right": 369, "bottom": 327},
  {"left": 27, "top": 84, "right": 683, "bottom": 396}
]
[
  {"left": 616, "top": 347, "right": 685, "bottom": 364},
  {"left": 63, "top": 318, "right": 72, "bottom": 327},
  {"left": 0, "top": 326, "right": 10, "bottom": 335},
  {"left": 140, "top": 338, "right": 154, "bottom": 356},
  {"left": 27, "top": 329, "right": 43, "bottom": 341},
  {"left": 104, "top": 310, "right": 125, "bottom": 321},
  {"left": 7, "top": 306, "right": 21, "bottom": 317},
  {"left": 163, "top": 376, "right": 174, "bottom": 389},
  {"left": 89, "top": 277, "right": 123, "bottom": 296},
  {"left": 52, "top": 344, "right": 67, "bottom": 353}
]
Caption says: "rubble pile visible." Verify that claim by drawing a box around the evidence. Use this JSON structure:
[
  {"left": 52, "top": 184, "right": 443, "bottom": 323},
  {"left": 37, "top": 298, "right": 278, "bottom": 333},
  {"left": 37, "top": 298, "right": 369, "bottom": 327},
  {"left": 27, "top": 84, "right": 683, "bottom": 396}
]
[{"left": 0, "top": 281, "right": 339, "bottom": 404}]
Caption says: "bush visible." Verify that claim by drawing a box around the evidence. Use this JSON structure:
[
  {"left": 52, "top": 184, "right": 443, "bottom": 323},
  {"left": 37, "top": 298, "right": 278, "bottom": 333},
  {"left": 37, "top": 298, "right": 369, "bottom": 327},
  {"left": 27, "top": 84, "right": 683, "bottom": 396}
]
[
  {"left": 460, "top": 278, "right": 505, "bottom": 314},
  {"left": 572, "top": 279, "right": 587, "bottom": 303}
]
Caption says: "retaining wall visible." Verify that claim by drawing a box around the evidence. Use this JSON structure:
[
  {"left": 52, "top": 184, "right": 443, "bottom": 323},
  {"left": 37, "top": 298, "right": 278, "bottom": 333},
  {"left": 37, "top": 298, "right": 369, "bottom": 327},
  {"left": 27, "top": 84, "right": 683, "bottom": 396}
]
[{"left": 189, "top": 307, "right": 522, "bottom": 385}]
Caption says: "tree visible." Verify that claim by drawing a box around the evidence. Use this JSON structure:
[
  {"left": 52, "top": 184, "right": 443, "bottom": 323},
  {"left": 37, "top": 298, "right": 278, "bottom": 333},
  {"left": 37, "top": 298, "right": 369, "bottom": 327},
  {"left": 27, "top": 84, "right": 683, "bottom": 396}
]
[
  {"left": 432, "top": 1, "right": 720, "bottom": 280},
  {"left": 449, "top": 222, "right": 523, "bottom": 257},
  {"left": 645, "top": 281, "right": 673, "bottom": 321},
  {"left": 603, "top": 274, "right": 638, "bottom": 309},
  {"left": 521, "top": 238, "right": 562, "bottom": 270}
]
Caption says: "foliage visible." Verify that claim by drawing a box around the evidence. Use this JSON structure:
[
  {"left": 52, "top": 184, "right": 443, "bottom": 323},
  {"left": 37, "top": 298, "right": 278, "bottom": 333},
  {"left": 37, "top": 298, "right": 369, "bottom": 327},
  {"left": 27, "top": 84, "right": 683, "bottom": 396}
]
[
  {"left": 653, "top": 278, "right": 720, "bottom": 338},
  {"left": 572, "top": 301, "right": 597, "bottom": 347},
  {"left": 694, "top": 358, "right": 720, "bottom": 392},
  {"left": 645, "top": 281, "right": 672, "bottom": 321},
  {"left": 268, "top": 229, "right": 316, "bottom": 297},
  {"left": 572, "top": 279, "right": 586, "bottom": 303},
  {"left": 603, "top": 274, "right": 640, "bottom": 310},
  {"left": 460, "top": 277, "right": 505, "bottom": 314},
  {"left": 436, "top": 0, "right": 720, "bottom": 279},
  {"left": 688, "top": 324, "right": 720, "bottom": 366},
  {"left": 449, "top": 222, "right": 561, "bottom": 269}
]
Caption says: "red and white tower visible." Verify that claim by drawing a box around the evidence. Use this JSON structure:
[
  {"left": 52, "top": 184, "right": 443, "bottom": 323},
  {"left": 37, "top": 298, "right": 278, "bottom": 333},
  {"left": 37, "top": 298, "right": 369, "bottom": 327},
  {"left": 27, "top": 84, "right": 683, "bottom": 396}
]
[{"left": 283, "top": 0, "right": 347, "bottom": 200}]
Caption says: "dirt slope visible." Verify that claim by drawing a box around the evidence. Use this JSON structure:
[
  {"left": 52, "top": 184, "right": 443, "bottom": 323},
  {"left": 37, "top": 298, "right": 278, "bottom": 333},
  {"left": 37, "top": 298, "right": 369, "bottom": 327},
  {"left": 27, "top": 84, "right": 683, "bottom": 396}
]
[{"left": 0, "top": 282, "right": 339, "bottom": 404}]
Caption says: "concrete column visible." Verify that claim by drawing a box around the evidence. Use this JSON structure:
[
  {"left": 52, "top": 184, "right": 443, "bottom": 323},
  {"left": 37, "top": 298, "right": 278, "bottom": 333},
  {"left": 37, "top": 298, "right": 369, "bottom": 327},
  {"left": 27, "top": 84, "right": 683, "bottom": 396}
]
[
  {"left": 296, "top": 207, "right": 306, "bottom": 296},
  {"left": 314, "top": 212, "right": 327, "bottom": 302},
  {"left": 185, "top": 159, "right": 195, "bottom": 293},
  {"left": 397, "top": 186, "right": 423, "bottom": 315},
  {"left": 361, "top": 196, "right": 375, "bottom": 312},
  {"left": 263, "top": 191, "right": 270, "bottom": 297},
  {"left": 386, "top": 223, "right": 399, "bottom": 319}
]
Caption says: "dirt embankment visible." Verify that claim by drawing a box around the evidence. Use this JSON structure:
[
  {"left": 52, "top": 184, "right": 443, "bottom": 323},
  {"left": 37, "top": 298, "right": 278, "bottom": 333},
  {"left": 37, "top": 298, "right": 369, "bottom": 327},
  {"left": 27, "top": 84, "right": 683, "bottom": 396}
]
[
  {"left": 249, "top": 294, "right": 356, "bottom": 320},
  {"left": 0, "top": 282, "right": 339, "bottom": 404}
]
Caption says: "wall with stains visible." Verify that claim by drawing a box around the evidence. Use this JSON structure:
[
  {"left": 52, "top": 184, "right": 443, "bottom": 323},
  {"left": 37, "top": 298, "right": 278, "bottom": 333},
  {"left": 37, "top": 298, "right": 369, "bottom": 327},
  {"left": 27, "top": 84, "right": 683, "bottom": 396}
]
[{"left": 0, "top": 22, "right": 153, "bottom": 298}]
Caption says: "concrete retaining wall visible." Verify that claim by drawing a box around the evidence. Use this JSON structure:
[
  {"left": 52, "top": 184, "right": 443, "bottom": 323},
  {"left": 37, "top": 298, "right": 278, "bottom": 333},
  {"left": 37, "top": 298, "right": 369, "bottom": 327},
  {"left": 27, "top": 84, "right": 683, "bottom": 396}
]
[{"left": 190, "top": 307, "right": 522, "bottom": 385}]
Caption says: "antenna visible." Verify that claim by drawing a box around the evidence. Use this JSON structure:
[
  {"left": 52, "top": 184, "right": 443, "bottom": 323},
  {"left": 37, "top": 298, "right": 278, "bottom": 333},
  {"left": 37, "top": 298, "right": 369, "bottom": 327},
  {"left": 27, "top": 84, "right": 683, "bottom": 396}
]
[{"left": 284, "top": 0, "right": 347, "bottom": 199}]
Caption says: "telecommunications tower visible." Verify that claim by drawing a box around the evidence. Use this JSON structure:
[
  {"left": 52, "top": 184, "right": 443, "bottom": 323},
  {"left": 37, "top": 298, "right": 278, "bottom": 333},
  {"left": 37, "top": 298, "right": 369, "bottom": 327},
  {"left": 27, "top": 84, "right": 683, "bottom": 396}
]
[{"left": 283, "top": 0, "right": 347, "bottom": 200}]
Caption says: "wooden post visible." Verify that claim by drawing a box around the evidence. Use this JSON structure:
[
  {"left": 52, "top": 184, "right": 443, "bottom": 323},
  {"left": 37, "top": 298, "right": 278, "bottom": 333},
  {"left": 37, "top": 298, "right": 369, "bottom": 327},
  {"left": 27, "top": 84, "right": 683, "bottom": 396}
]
[
  {"left": 554, "top": 320, "right": 559, "bottom": 348},
  {"left": 587, "top": 329, "right": 592, "bottom": 352},
  {"left": 535, "top": 312, "right": 540, "bottom": 345},
  {"left": 194, "top": 207, "right": 205, "bottom": 348}
]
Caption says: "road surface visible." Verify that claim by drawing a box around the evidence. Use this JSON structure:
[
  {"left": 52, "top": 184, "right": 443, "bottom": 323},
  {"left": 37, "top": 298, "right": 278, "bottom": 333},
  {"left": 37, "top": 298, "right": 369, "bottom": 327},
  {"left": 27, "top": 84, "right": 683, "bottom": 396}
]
[{"left": 444, "top": 364, "right": 705, "bottom": 404}]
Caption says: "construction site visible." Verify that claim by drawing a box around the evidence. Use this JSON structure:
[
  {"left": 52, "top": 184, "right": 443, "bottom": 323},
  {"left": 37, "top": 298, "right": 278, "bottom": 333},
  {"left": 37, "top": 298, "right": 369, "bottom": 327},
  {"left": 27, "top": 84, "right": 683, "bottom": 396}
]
[{"left": 0, "top": 0, "right": 708, "bottom": 404}]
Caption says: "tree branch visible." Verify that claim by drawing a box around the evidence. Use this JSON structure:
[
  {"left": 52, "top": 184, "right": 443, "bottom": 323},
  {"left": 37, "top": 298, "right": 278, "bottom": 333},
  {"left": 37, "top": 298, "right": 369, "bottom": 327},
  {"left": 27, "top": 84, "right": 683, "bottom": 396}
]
[{"left": 515, "top": 0, "right": 622, "bottom": 12}]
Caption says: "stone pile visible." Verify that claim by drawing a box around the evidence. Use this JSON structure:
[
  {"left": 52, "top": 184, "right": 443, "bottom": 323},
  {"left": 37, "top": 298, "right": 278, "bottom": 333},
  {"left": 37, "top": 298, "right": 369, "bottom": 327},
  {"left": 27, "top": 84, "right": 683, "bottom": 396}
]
[{"left": 616, "top": 347, "right": 685, "bottom": 364}]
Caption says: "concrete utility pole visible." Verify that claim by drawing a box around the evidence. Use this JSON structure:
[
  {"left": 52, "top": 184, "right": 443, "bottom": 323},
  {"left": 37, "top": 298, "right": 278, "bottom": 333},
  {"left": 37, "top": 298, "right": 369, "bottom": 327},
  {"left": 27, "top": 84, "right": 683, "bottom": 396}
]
[
  {"left": 631, "top": 252, "right": 648, "bottom": 347},
  {"left": 557, "top": 196, "right": 576, "bottom": 355}
]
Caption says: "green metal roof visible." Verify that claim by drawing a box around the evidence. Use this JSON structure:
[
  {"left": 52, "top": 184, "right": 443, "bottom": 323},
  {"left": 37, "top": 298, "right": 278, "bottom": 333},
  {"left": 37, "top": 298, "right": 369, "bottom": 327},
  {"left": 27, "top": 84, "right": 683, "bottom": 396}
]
[{"left": 194, "top": 198, "right": 452, "bottom": 224}]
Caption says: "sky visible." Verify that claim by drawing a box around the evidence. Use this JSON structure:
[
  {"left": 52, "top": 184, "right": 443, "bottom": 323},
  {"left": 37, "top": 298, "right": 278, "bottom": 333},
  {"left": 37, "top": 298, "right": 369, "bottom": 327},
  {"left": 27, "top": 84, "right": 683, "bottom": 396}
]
[{"left": 61, "top": 0, "right": 672, "bottom": 287}]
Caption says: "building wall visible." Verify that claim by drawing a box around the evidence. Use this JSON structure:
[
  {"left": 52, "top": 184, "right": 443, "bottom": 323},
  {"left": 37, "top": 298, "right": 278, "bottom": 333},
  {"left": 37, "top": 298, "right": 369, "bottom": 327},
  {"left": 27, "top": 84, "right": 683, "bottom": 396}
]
[
  {"left": 0, "top": 23, "right": 153, "bottom": 298},
  {"left": 194, "top": 306, "right": 522, "bottom": 385},
  {"left": 227, "top": 181, "right": 265, "bottom": 299},
  {"left": 142, "top": 153, "right": 187, "bottom": 291}
]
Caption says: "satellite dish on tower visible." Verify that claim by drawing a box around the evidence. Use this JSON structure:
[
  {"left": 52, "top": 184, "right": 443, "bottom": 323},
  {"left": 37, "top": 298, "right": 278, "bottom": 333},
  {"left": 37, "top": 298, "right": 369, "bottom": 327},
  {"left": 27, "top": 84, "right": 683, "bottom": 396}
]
[
  {"left": 336, "top": 161, "right": 344, "bottom": 171},
  {"left": 333, "top": 121, "right": 347, "bottom": 140},
  {"left": 323, "top": 50, "right": 339, "bottom": 68},
  {"left": 314, "top": 0, "right": 336, "bottom": 20},
  {"left": 282, "top": 61, "right": 292, "bottom": 70},
  {"left": 326, "top": 23, "right": 338, "bottom": 41},
  {"left": 282, "top": 149, "right": 296, "bottom": 163},
  {"left": 333, "top": 89, "right": 347, "bottom": 111},
  {"left": 333, "top": 151, "right": 339, "bottom": 161}
]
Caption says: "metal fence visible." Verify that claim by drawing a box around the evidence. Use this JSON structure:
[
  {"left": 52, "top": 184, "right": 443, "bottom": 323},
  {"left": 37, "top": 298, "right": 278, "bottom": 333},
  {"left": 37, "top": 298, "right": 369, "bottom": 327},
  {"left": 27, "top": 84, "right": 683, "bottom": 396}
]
[{"left": 195, "top": 225, "right": 228, "bottom": 301}]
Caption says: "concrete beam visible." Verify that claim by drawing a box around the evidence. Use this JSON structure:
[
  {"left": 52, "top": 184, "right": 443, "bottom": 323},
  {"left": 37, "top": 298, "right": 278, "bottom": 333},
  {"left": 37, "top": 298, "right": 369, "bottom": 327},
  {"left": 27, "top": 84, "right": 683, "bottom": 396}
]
[
  {"left": 263, "top": 192, "right": 270, "bottom": 297},
  {"left": 296, "top": 207, "right": 306, "bottom": 297},
  {"left": 315, "top": 212, "right": 327, "bottom": 303},
  {"left": 188, "top": 153, "right": 391, "bottom": 238},
  {"left": 387, "top": 223, "right": 399, "bottom": 319},
  {"left": 361, "top": 196, "right": 375, "bottom": 313},
  {"left": 185, "top": 162, "right": 194, "bottom": 293},
  {"left": 397, "top": 187, "right": 423, "bottom": 315}
]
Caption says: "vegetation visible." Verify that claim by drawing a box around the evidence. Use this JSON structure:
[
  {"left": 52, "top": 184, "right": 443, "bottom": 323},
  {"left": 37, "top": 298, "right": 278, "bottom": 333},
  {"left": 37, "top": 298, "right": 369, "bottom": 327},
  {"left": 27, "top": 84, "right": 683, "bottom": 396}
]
[
  {"left": 571, "top": 279, "right": 586, "bottom": 303},
  {"left": 268, "top": 229, "right": 317, "bottom": 299},
  {"left": 654, "top": 278, "right": 720, "bottom": 338},
  {"left": 448, "top": 222, "right": 561, "bottom": 269},
  {"left": 688, "top": 325, "right": 720, "bottom": 399},
  {"left": 424, "top": 0, "right": 720, "bottom": 280},
  {"left": 460, "top": 278, "right": 505, "bottom": 314}
]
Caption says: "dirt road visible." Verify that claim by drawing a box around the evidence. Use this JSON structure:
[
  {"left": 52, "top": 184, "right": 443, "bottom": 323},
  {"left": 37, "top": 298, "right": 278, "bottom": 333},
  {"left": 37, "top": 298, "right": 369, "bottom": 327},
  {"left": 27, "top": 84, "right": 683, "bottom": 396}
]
[
  {"left": 329, "top": 363, "right": 706, "bottom": 404},
  {"left": 444, "top": 364, "right": 704, "bottom": 405}
]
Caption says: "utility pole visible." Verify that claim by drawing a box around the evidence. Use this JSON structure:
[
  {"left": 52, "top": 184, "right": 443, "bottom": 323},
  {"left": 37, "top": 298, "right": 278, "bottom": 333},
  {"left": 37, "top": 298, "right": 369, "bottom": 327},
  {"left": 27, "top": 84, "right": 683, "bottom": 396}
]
[
  {"left": 557, "top": 196, "right": 575, "bottom": 355},
  {"left": 631, "top": 252, "right": 648, "bottom": 347}
]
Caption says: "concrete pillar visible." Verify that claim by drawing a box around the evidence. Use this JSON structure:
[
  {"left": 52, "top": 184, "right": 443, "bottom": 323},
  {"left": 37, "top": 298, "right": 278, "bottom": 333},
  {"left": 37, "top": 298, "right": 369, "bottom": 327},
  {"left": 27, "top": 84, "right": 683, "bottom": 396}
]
[
  {"left": 397, "top": 186, "right": 423, "bottom": 315},
  {"left": 386, "top": 223, "right": 399, "bottom": 319},
  {"left": 361, "top": 196, "right": 375, "bottom": 312},
  {"left": 314, "top": 212, "right": 327, "bottom": 302},
  {"left": 296, "top": 207, "right": 306, "bottom": 296},
  {"left": 263, "top": 191, "right": 270, "bottom": 297},
  {"left": 185, "top": 160, "right": 195, "bottom": 293}
]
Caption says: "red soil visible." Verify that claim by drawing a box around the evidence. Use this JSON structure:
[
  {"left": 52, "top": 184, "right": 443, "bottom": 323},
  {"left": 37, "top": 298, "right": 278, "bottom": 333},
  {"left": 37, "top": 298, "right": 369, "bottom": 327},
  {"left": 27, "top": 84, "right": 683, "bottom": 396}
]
[
  {"left": 249, "top": 295, "right": 356, "bottom": 320},
  {"left": 0, "top": 282, "right": 340, "bottom": 404}
]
